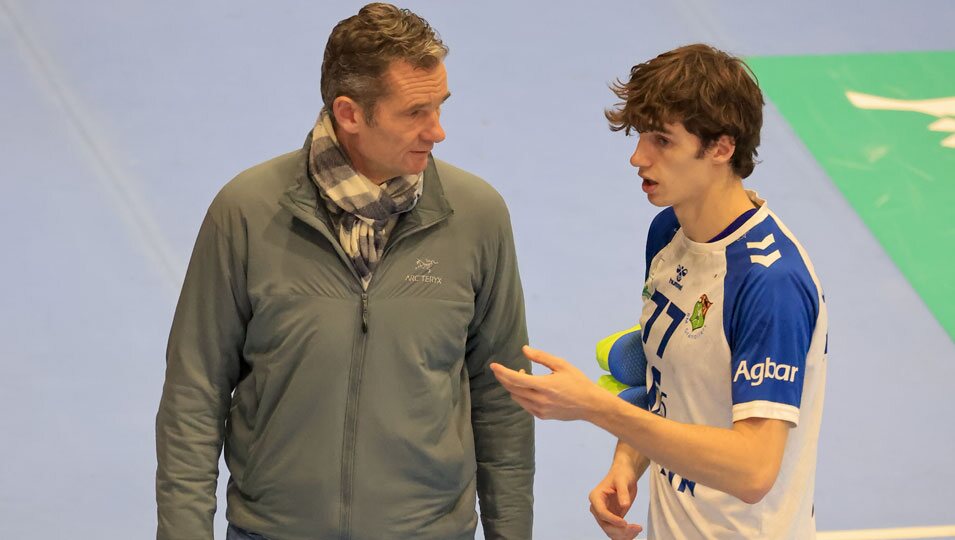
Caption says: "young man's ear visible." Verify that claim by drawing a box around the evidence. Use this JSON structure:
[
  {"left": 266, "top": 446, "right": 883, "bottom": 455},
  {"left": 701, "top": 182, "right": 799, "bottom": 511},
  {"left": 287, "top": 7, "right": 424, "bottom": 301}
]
[
  {"left": 709, "top": 135, "right": 737, "bottom": 165},
  {"left": 332, "top": 96, "right": 365, "bottom": 134}
]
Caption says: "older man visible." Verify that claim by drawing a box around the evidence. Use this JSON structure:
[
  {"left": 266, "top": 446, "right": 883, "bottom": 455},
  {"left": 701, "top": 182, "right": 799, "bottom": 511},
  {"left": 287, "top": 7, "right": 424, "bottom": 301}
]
[{"left": 156, "top": 4, "right": 534, "bottom": 539}]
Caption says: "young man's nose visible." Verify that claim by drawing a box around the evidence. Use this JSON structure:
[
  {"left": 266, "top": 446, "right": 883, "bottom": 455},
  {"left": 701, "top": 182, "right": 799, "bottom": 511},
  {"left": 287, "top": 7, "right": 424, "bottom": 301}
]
[{"left": 630, "top": 143, "right": 650, "bottom": 168}]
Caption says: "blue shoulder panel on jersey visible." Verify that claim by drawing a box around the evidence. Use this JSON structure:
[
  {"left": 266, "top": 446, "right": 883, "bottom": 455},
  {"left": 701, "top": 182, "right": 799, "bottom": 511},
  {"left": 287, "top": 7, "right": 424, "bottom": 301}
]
[
  {"left": 723, "top": 215, "right": 819, "bottom": 409},
  {"left": 645, "top": 208, "right": 680, "bottom": 280}
]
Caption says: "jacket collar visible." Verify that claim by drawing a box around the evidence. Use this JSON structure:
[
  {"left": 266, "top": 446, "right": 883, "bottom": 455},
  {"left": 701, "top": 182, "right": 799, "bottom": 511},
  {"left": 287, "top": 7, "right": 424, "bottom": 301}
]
[{"left": 282, "top": 131, "right": 453, "bottom": 237}]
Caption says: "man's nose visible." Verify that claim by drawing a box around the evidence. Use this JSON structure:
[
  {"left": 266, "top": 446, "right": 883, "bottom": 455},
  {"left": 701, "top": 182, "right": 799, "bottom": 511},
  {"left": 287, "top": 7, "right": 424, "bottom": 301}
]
[{"left": 423, "top": 113, "right": 446, "bottom": 144}]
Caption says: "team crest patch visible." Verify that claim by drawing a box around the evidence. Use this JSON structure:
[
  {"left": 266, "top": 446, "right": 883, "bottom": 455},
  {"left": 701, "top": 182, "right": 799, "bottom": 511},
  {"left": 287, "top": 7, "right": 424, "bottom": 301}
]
[{"left": 689, "top": 294, "right": 712, "bottom": 331}]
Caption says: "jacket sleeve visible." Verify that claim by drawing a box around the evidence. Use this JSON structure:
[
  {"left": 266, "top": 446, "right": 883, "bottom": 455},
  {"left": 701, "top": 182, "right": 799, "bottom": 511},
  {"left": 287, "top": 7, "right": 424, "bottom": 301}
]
[
  {"left": 466, "top": 203, "right": 535, "bottom": 540},
  {"left": 156, "top": 204, "right": 251, "bottom": 539}
]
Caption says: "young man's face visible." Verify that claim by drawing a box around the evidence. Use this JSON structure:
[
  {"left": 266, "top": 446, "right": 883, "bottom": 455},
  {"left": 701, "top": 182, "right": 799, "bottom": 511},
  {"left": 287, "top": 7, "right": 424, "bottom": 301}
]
[
  {"left": 350, "top": 60, "right": 450, "bottom": 183},
  {"left": 629, "top": 122, "right": 717, "bottom": 209}
]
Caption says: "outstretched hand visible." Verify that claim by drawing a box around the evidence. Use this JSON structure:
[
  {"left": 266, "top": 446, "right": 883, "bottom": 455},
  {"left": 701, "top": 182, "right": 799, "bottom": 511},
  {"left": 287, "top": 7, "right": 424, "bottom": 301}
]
[{"left": 490, "top": 345, "right": 609, "bottom": 422}]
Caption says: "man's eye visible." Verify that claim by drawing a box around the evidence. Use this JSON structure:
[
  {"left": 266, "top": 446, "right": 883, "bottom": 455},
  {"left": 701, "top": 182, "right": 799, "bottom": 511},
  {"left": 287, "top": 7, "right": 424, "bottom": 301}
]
[{"left": 657, "top": 136, "right": 669, "bottom": 146}]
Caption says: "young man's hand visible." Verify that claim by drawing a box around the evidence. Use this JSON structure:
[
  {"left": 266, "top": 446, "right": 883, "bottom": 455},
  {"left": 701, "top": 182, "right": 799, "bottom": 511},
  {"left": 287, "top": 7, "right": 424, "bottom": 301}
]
[
  {"left": 589, "top": 458, "right": 643, "bottom": 540},
  {"left": 490, "top": 345, "right": 608, "bottom": 422}
]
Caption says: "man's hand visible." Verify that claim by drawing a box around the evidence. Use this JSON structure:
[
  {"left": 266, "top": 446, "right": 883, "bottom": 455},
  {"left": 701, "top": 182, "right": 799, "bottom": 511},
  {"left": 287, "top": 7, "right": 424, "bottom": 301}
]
[
  {"left": 589, "top": 459, "right": 643, "bottom": 540},
  {"left": 490, "top": 345, "right": 610, "bottom": 422}
]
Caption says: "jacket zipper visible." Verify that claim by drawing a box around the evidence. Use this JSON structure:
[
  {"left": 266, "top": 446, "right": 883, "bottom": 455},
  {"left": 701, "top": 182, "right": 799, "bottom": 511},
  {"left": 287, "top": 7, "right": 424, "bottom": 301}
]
[
  {"left": 361, "top": 293, "right": 369, "bottom": 333},
  {"left": 340, "top": 291, "right": 369, "bottom": 539},
  {"left": 338, "top": 217, "right": 452, "bottom": 537},
  {"left": 287, "top": 200, "right": 451, "bottom": 538}
]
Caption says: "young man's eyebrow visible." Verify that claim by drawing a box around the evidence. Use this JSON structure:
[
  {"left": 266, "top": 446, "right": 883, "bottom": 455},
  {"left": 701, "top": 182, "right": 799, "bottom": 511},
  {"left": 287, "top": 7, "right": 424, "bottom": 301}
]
[{"left": 638, "top": 124, "right": 673, "bottom": 136}]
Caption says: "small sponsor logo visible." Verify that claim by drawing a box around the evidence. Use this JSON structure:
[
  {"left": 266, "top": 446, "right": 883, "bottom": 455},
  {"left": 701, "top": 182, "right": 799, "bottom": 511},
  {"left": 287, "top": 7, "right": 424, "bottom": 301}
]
[
  {"left": 668, "top": 265, "right": 688, "bottom": 290},
  {"left": 733, "top": 357, "right": 799, "bottom": 387}
]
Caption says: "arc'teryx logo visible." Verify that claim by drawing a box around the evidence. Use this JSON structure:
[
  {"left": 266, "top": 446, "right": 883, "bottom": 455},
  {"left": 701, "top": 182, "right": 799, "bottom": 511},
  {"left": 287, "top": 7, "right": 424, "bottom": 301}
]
[
  {"left": 406, "top": 258, "right": 443, "bottom": 284},
  {"left": 415, "top": 258, "right": 438, "bottom": 274},
  {"left": 668, "top": 265, "right": 688, "bottom": 290}
]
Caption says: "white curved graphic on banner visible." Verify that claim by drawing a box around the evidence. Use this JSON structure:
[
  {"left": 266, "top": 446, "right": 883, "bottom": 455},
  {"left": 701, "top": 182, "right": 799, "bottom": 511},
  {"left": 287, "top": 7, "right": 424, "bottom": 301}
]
[{"left": 846, "top": 91, "right": 955, "bottom": 148}]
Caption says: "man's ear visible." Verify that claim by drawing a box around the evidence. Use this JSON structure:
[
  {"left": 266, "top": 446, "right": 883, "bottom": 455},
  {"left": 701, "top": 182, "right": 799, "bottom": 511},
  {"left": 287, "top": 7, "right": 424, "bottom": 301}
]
[
  {"left": 332, "top": 96, "right": 364, "bottom": 134},
  {"left": 709, "top": 134, "right": 736, "bottom": 165}
]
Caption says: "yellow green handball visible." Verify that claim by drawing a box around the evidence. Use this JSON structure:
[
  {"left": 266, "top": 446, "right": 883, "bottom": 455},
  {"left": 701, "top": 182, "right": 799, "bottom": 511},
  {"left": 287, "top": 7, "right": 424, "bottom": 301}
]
[
  {"left": 596, "top": 325, "right": 640, "bottom": 371},
  {"left": 595, "top": 324, "right": 649, "bottom": 409},
  {"left": 597, "top": 374, "right": 631, "bottom": 394}
]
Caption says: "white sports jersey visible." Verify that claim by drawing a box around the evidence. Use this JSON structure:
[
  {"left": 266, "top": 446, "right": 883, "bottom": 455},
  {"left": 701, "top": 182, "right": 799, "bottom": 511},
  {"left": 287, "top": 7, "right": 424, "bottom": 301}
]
[{"left": 641, "top": 191, "right": 827, "bottom": 540}]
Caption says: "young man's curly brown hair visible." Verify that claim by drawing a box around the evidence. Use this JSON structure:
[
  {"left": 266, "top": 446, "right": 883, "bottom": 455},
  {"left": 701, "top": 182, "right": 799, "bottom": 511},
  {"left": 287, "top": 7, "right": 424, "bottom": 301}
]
[
  {"left": 321, "top": 3, "right": 448, "bottom": 125},
  {"left": 606, "top": 44, "right": 764, "bottom": 178}
]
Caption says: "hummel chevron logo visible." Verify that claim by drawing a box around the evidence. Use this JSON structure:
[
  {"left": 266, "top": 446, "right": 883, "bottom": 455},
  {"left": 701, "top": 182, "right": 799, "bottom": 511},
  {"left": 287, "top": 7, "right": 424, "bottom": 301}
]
[
  {"left": 750, "top": 251, "right": 782, "bottom": 268},
  {"left": 746, "top": 234, "right": 781, "bottom": 267},
  {"left": 746, "top": 234, "right": 776, "bottom": 250}
]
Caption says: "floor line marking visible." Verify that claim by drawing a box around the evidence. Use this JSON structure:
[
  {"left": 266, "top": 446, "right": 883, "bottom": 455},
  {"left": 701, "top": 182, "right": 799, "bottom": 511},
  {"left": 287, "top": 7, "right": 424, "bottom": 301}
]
[
  {"left": 0, "top": 0, "right": 184, "bottom": 295},
  {"left": 817, "top": 525, "right": 955, "bottom": 540}
]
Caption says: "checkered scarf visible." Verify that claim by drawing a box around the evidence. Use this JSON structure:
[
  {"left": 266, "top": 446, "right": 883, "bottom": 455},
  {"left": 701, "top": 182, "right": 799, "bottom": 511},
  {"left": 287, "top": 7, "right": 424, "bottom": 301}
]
[{"left": 308, "top": 112, "right": 423, "bottom": 289}]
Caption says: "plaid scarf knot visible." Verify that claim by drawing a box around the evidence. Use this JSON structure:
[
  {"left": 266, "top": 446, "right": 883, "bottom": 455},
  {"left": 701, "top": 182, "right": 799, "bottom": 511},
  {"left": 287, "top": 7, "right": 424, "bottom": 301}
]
[{"left": 308, "top": 112, "right": 422, "bottom": 289}]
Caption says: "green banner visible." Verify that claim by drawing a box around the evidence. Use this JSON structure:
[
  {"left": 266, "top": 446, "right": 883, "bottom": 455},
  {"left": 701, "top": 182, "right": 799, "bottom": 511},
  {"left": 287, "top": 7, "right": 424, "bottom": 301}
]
[{"left": 747, "top": 51, "right": 955, "bottom": 342}]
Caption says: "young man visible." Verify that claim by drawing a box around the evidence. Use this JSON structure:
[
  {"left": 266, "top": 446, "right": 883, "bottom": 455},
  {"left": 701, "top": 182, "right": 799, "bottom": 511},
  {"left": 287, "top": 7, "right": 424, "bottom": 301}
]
[
  {"left": 156, "top": 4, "right": 534, "bottom": 539},
  {"left": 491, "top": 44, "right": 827, "bottom": 539}
]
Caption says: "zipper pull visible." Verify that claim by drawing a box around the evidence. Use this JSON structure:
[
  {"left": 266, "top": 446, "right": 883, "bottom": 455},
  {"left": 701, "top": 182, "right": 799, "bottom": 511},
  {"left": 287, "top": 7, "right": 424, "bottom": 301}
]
[{"left": 361, "top": 293, "right": 369, "bottom": 333}]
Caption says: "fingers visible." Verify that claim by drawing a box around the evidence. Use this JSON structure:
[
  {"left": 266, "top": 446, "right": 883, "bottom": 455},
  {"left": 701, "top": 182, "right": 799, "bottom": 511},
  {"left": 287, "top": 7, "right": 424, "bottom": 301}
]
[
  {"left": 522, "top": 345, "right": 568, "bottom": 372},
  {"left": 487, "top": 365, "right": 544, "bottom": 416},
  {"left": 589, "top": 504, "right": 643, "bottom": 540},
  {"left": 509, "top": 393, "right": 542, "bottom": 418},
  {"left": 614, "top": 476, "right": 632, "bottom": 510},
  {"left": 589, "top": 471, "right": 642, "bottom": 539},
  {"left": 625, "top": 523, "right": 644, "bottom": 539},
  {"left": 613, "top": 523, "right": 643, "bottom": 540},
  {"left": 489, "top": 362, "right": 537, "bottom": 389},
  {"left": 588, "top": 489, "right": 626, "bottom": 528},
  {"left": 590, "top": 502, "right": 626, "bottom": 529}
]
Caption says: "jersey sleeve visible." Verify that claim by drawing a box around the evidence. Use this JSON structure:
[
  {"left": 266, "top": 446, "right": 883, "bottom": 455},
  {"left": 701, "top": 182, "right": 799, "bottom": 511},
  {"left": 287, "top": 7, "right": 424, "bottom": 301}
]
[{"left": 723, "top": 226, "right": 819, "bottom": 426}]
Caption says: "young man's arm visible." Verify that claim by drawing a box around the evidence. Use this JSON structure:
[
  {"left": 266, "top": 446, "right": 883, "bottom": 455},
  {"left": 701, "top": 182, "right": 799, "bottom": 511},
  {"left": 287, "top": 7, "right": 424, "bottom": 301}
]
[
  {"left": 592, "top": 392, "right": 790, "bottom": 503},
  {"left": 492, "top": 348, "right": 789, "bottom": 504}
]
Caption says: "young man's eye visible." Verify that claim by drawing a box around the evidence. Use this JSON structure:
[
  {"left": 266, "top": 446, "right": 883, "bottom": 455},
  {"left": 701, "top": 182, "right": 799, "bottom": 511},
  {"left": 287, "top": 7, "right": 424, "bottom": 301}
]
[{"left": 656, "top": 136, "right": 669, "bottom": 146}]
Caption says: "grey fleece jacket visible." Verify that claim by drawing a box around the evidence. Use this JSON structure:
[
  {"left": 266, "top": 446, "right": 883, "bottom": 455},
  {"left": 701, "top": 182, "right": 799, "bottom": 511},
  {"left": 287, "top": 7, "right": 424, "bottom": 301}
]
[{"left": 156, "top": 138, "right": 534, "bottom": 540}]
